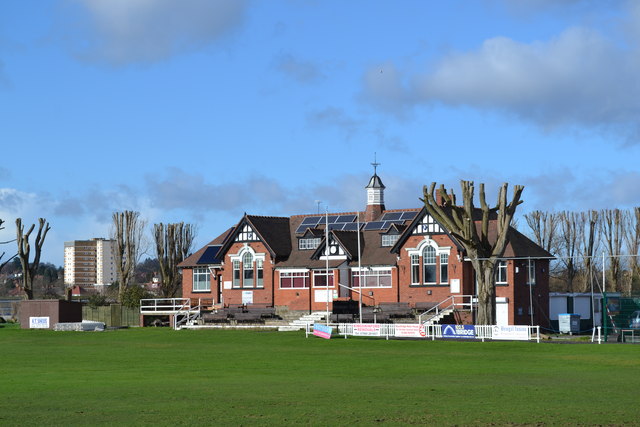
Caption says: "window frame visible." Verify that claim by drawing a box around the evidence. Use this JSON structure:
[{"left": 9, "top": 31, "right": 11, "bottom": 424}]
[
  {"left": 313, "top": 269, "right": 334, "bottom": 288},
  {"left": 279, "top": 270, "right": 310, "bottom": 289},
  {"left": 192, "top": 267, "right": 211, "bottom": 292},
  {"left": 352, "top": 268, "right": 392, "bottom": 288},
  {"left": 496, "top": 261, "right": 508, "bottom": 285},
  {"left": 422, "top": 246, "right": 437, "bottom": 284}
]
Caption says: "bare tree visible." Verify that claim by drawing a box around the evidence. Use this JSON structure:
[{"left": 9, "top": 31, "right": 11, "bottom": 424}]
[
  {"left": 524, "top": 210, "right": 559, "bottom": 254},
  {"left": 112, "top": 211, "right": 146, "bottom": 303},
  {"left": 16, "top": 218, "right": 51, "bottom": 300},
  {"left": 624, "top": 207, "right": 640, "bottom": 292},
  {"left": 579, "top": 210, "right": 600, "bottom": 293},
  {"left": 423, "top": 181, "right": 523, "bottom": 325},
  {"left": 557, "top": 211, "right": 583, "bottom": 293},
  {"left": 600, "top": 209, "right": 625, "bottom": 293},
  {"left": 154, "top": 222, "right": 196, "bottom": 298},
  {"left": 0, "top": 219, "right": 17, "bottom": 273}
]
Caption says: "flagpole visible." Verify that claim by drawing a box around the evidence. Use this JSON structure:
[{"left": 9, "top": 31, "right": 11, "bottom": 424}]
[
  {"left": 357, "top": 212, "right": 362, "bottom": 323},
  {"left": 326, "top": 207, "right": 330, "bottom": 325}
]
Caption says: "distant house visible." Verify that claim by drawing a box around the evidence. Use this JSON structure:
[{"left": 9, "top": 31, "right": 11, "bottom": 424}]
[{"left": 179, "top": 169, "right": 551, "bottom": 326}]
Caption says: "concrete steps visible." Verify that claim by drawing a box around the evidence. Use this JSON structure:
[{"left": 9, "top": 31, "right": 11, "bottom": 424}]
[{"left": 278, "top": 311, "right": 327, "bottom": 332}]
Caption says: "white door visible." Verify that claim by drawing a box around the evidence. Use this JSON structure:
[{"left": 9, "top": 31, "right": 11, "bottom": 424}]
[{"left": 496, "top": 301, "right": 509, "bottom": 326}]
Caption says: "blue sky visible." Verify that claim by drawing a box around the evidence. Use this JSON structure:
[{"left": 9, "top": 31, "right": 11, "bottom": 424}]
[{"left": 1, "top": 0, "right": 640, "bottom": 266}]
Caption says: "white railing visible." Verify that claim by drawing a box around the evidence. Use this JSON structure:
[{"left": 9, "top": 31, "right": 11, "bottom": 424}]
[
  {"left": 306, "top": 322, "right": 541, "bottom": 343},
  {"left": 418, "top": 295, "right": 475, "bottom": 324},
  {"left": 140, "top": 298, "right": 191, "bottom": 313},
  {"left": 140, "top": 298, "right": 216, "bottom": 314}
]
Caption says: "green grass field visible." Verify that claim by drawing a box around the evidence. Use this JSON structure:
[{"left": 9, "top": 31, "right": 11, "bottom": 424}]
[{"left": 1, "top": 325, "right": 640, "bottom": 426}]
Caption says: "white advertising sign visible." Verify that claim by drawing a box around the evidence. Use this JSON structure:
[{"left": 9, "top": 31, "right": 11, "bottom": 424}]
[
  {"left": 353, "top": 323, "right": 382, "bottom": 336},
  {"left": 492, "top": 325, "right": 529, "bottom": 341},
  {"left": 223, "top": 281, "right": 232, "bottom": 289},
  {"left": 29, "top": 317, "right": 50, "bottom": 329},
  {"left": 394, "top": 324, "right": 426, "bottom": 338},
  {"left": 242, "top": 291, "right": 253, "bottom": 305}
]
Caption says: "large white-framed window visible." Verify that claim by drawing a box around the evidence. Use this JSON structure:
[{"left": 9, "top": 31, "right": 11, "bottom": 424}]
[
  {"left": 352, "top": 268, "right": 392, "bottom": 288},
  {"left": 406, "top": 238, "right": 451, "bottom": 286},
  {"left": 313, "top": 269, "right": 334, "bottom": 287},
  {"left": 280, "top": 270, "right": 310, "bottom": 289},
  {"left": 527, "top": 261, "right": 536, "bottom": 285},
  {"left": 496, "top": 261, "right": 508, "bottom": 284},
  {"left": 192, "top": 267, "right": 210, "bottom": 292},
  {"left": 230, "top": 247, "right": 265, "bottom": 289},
  {"left": 411, "top": 254, "right": 420, "bottom": 284},
  {"left": 423, "top": 246, "right": 436, "bottom": 284},
  {"left": 439, "top": 253, "right": 449, "bottom": 284},
  {"left": 242, "top": 252, "right": 254, "bottom": 288}
]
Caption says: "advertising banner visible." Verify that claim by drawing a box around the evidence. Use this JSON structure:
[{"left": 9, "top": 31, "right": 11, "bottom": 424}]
[
  {"left": 313, "top": 323, "right": 333, "bottom": 339},
  {"left": 394, "top": 324, "right": 427, "bottom": 338},
  {"left": 29, "top": 317, "right": 49, "bottom": 329},
  {"left": 441, "top": 324, "right": 475, "bottom": 339},
  {"left": 492, "top": 325, "right": 529, "bottom": 341},
  {"left": 353, "top": 323, "right": 382, "bottom": 336}
]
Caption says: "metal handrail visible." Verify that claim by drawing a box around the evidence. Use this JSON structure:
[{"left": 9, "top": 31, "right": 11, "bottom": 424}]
[{"left": 418, "top": 295, "right": 475, "bottom": 324}]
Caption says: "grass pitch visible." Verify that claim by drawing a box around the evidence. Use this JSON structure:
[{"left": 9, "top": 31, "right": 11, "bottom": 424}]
[{"left": 1, "top": 325, "right": 640, "bottom": 426}]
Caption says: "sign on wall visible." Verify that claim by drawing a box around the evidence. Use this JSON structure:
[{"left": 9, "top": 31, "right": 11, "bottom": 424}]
[
  {"left": 441, "top": 324, "right": 475, "bottom": 339},
  {"left": 29, "top": 317, "right": 50, "bottom": 329},
  {"left": 242, "top": 291, "right": 253, "bottom": 305},
  {"left": 223, "top": 281, "right": 232, "bottom": 289},
  {"left": 492, "top": 325, "right": 529, "bottom": 340},
  {"left": 449, "top": 279, "right": 460, "bottom": 293}
]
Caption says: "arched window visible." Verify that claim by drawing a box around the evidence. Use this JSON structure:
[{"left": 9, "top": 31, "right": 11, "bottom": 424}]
[
  {"left": 423, "top": 246, "right": 436, "bottom": 284},
  {"left": 243, "top": 252, "right": 254, "bottom": 288}
]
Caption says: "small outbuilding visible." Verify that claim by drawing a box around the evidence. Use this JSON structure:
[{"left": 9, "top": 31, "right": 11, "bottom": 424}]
[{"left": 18, "top": 300, "right": 82, "bottom": 329}]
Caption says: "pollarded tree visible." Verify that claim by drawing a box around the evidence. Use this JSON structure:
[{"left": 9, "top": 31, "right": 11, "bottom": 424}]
[
  {"left": 112, "top": 211, "right": 147, "bottom": 303},
  {"left": 153, "top": 222, "right": 196, "bottom": 298},
  {"left": 16, "top": 218, "right": 51, "bottom": 300},
  {"left": 423, "top": 181, "right": 523, "bottom": 325}
]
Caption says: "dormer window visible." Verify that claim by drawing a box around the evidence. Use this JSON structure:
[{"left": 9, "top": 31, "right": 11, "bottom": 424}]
[
  {"left": 381, "top": 234, "right": 399, "bottom": 247},
  {"left": 299, "top": 237, "right": 321, "bottom": 250}
]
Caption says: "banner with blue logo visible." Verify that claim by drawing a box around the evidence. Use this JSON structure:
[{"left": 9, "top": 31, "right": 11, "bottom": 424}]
[{"left": 441, "top": 324, "right": 475, "bottom": 339}]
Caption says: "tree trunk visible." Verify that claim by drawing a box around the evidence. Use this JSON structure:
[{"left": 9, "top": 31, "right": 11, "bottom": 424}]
[{"left": 473, "top": 257, "right": 497, "bottom": 325}]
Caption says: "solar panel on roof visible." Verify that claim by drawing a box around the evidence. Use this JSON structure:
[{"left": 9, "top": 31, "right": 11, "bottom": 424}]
[
  {"left": 197, "top": 245, "right": 222, "bottom": 264},
  {"left": 364, "top": 221, "right": 385, "bottom": 230},
  {"left": 343, "top": 223, "right": 360, "bottom": 231},
  {"left": 328, "top": 223, "right": 343, "bottom": 230},
  {"left": 337, "top": 215, "right": 357, "bottom": 223},
  {"left": 301, "top": 216, "right": 322, "bottom": 225},
  {"left": 381, "top": 212, "right": 402, "bottom": 221},
  {"left": 401, "top": 211, "right": 419, "bottom": 220},
  {"left": 326, "top": 215, "right": 340, "bottom": 224}
]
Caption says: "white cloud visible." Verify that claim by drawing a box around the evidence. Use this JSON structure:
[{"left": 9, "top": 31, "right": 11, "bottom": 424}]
[
  {"left": 362, "top": 4, "right": 640, "bottom": 142},
  {"left": 68, "top": 0, "right": 247, "bottom": 65}
]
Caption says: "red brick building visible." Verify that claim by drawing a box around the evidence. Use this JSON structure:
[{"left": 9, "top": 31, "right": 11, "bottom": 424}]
[{"left": 179, "top": 171, "right": 551, "bottom": 326}]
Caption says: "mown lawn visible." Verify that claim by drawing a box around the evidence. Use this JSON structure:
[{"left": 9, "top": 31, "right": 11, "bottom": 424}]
[{"left": 1, "top": 325, "right": 639, "bottom": 426}]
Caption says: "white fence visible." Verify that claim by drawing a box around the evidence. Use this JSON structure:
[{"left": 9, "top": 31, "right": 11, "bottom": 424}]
[{"left": 306, "top": 323, "right": 540, "bottom": 343}]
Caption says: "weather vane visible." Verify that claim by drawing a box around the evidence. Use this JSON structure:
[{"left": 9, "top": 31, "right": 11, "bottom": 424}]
[{"left": 371, "top": 152, "right": 380, "bottom": 175}]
